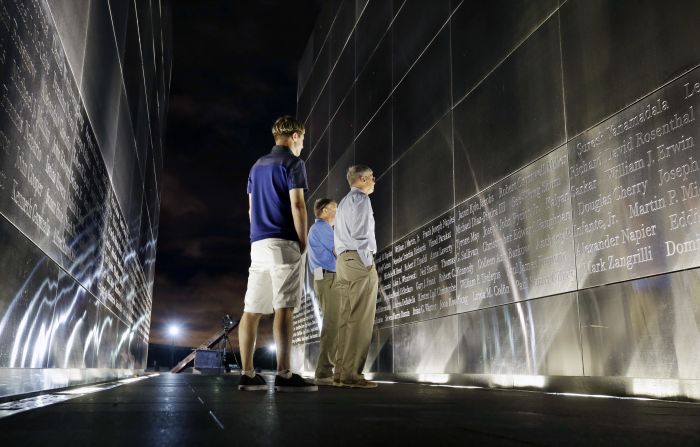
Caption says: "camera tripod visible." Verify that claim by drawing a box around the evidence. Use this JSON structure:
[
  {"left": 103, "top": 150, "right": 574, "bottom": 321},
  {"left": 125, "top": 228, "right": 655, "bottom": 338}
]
[{"left": 219, "top": 315, "right": 239, "bottom": 373}]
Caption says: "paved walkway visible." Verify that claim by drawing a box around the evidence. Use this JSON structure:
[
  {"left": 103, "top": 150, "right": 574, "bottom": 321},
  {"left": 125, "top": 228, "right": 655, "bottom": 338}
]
[{"left": 1, "top": 373, "right": 699, "bottom": 446}]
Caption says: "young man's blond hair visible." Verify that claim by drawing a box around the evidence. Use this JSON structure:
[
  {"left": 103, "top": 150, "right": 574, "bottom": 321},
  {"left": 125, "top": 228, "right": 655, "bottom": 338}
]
[{"left": 272, "top": 116, "right": 305, "bottom": 138}]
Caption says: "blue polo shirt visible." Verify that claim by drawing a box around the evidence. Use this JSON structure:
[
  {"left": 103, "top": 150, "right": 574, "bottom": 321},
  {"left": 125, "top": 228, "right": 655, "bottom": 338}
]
[
  {"left": 308, "top": 218, "right": 336, "bottom": 272},
  {"left": 248, "top": 145, "right": 308, "bottom": 242}
]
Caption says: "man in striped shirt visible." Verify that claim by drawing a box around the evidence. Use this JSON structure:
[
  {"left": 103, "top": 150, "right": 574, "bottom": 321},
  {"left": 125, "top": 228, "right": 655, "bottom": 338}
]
[{"left": 333, "top": 164, "right": 378, "bottom": 389}]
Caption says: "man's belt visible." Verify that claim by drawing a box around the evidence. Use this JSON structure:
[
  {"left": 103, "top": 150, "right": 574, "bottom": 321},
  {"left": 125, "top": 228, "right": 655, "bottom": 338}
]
[{"left": 338, "top": 250, "right": 357, "bottom": 256}]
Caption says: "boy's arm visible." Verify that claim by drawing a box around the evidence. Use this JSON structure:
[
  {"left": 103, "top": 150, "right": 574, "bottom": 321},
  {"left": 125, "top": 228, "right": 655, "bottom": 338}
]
[{"left": 290, "top": 188, "right": 307, "bottom": 253}]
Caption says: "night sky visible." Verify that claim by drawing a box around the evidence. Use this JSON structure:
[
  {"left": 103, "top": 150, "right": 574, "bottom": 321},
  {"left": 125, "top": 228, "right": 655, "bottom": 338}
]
[{"left": 150, "top": 1, "right": 322, "bottom": 347}]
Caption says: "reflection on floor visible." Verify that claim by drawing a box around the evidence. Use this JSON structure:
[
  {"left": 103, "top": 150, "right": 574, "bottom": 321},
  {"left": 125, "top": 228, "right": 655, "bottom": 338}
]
[
  {"left": 0, "top": 375, "right": 154, "bottom": 419},
  {"left": 0, "top": 373, "right": 699, "bottom": 446}
]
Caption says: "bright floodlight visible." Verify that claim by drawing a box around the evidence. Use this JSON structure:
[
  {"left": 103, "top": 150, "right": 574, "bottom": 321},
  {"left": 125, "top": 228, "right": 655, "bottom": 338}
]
[
  {"left": 268, "top": 344, "right": 276, "bottom": 352},
  {"left": 168, "top": 325, "right": 179, "bottom": 336}
]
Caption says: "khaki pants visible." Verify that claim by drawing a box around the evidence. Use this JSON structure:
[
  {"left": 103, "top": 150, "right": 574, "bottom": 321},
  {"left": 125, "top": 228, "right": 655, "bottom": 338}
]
[
  {"left": 314, "top": 272, "right": 341, "bottom": 379},
  {"left": 335, "top": 251, "right": 378, "bottom": 383}
]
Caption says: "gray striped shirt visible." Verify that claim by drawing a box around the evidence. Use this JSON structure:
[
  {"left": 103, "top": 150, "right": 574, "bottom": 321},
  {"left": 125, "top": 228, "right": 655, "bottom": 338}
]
[{"left": 334, "top": 187, "right": 376, "bottom": 267}]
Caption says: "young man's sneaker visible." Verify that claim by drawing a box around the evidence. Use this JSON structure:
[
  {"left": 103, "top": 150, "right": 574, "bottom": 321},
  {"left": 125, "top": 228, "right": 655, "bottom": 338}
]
[
  {"left": 314, "top": 376, "right": 335, "bottom": 386},
  {"left": 275, "top": 373, "right": 318, "bottom": 392},
  {"left": 238, "top": 374, "right": 268, "bottom": 391},
  {"left": 339, "top": 378, "right": 378, "bottom": 389}
]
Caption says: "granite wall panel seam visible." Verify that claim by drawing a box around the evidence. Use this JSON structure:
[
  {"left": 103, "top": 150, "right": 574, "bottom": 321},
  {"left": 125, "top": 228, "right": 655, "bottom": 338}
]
[{"left": 452, "top": 7, "right": 561, "bottom": 110}]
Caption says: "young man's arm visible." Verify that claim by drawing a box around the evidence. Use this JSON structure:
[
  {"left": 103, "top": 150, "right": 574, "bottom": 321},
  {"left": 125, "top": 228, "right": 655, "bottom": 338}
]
[{"left": 289, "top": 188, "right": 307, "bottom": 253}]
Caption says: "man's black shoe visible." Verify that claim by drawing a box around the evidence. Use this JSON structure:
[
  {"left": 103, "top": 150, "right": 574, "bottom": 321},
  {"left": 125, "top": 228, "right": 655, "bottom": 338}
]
[
  {"left": 238, "top": 374, "right": 268, "bottom": 391},
  {"left": 274, "top": 373, "right": 318, "bottom": 392}
]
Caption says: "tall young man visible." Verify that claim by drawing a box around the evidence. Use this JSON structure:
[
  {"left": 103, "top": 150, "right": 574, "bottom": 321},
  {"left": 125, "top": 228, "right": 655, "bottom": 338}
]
[
  {"left": 307, "top": 198, "right": 340, "bottom": 385},
  {"left": 238, "top": 116, "right": 317, "bottom": 392},
  {"left": 333, "top": 165, "right": 379, "bottom": 389}
]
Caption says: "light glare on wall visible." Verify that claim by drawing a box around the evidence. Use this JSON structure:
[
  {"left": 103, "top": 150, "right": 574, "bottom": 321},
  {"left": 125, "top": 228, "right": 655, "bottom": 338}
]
[
  {"left": 631, "top": 379, "right": 681, "bottom": 398},
  {"left": 512, "top": 375, "right": 546, "bottom": 389},
  {"left": 418, "top": 374, "right": 449, "bottom": 384},
  {"left": 491, "top": 375, "right": 513, "bottom": 387}
]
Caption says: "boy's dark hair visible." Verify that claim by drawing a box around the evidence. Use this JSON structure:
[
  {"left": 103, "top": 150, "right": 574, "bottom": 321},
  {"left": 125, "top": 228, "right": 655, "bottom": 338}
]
[{"left": 313, "top": 198, "right": 334, "bottom": 217}]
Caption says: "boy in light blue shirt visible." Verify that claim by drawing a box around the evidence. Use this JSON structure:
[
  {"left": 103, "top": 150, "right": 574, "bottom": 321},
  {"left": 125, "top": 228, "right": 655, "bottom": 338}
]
[{"left": 307, "top": 198, "right": 340, "bottom": 384}]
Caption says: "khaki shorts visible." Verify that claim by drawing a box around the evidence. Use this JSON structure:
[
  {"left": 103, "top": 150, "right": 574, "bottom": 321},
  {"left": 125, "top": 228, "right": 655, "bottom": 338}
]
[{"left": 243, "top": 238, "right": 304, "bottom": 314}]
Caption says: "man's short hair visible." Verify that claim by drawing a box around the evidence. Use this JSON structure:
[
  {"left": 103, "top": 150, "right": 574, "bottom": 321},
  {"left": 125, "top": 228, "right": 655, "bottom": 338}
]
[
  {"left": 272, "top": 116, "right": 305, "bottom": 138},
  {"left": 313, "top": 198, "right": 334, "bottom": 217},
  {"left": 346, "top": 164, "right": 372, "bottom": 186}
]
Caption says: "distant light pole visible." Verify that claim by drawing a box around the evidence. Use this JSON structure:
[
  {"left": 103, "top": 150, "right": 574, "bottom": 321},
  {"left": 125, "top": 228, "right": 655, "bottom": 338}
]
[
  {"left": 268, "top": 344, "right": 276, "bottom": 371},
  {"left": 169, "top": 324, "right": 180, "bottom": 369}
]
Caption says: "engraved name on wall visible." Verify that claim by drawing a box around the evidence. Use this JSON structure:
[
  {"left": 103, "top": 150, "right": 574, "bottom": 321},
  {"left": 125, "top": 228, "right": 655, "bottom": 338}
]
[
  {"left": 454, "top": 145, "right": 576, "bottom": 312},
  {"left": 571, "top": 68, "right": 700, "bottom": 287},
  {"left": 292, "top": 272, "right": 321, "bottom": 344},
  {"left": 376, "top": 211, "right": 455, "bottom": 327},
  {"left": 293, "top": 297, "right": 321, "bottom": 344}
]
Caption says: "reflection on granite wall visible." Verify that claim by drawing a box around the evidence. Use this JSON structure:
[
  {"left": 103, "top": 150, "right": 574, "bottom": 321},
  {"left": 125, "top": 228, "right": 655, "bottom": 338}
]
[
  {"left": 0, "top": 0, "right": 170, "bottom": 398},
  {"left": 292, "top": 0, "right": 700, "bottom": 400}
]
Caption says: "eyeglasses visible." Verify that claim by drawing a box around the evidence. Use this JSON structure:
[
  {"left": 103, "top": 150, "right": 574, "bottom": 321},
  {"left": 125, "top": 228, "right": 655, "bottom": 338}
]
[{"left": 362, "top": 174, "right": 375, "bottom": 182}]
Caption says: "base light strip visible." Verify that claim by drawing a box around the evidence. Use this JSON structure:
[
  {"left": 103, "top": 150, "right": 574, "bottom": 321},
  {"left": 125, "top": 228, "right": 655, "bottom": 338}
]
[{"left": 429, "top": 384, "right": 483, "bottom": 390}]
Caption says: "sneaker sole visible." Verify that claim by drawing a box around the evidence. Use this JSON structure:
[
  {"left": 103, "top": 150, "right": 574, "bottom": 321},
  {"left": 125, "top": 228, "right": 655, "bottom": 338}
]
[
  {"left": 238, "top": 385, "right": 268, "bottom": 391},
  {"left": 274, "top": 385, "right": 319, "bottom": 392}
]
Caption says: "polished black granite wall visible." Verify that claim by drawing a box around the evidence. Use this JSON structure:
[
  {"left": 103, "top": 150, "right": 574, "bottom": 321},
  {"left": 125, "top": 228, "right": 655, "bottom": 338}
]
[
  {"left": 0, "top": 0, "right": 170, "bottom": 395},
  {"left": 292, "top": 0, "right": 700, "bottom": 399}
]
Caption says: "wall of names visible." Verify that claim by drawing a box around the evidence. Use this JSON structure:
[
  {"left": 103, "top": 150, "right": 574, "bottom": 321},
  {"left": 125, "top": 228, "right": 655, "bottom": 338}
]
[
  {"left": 294, "top": 65, "right": 700, "bottom": 341},
  {"left": 0, "top": 0, "right": 151, "bottom": 351}
]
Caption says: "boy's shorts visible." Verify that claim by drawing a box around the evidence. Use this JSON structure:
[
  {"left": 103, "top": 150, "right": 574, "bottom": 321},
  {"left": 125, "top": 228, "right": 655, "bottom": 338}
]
[{"left": 243, "top": 238, "right": 304, "bottom": 314}]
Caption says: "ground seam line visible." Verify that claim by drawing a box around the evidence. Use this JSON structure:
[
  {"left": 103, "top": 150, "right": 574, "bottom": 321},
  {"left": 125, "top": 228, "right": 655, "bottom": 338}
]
[{"left": 209, "top": 410, "right": 225, "bottom": 430}]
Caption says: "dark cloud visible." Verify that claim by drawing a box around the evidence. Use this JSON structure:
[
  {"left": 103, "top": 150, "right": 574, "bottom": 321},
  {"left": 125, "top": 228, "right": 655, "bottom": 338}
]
[
  {"left": 152, "top": 0, "right": 321, "bottom": 348},
  {"left": 160, "top": 172, "right": 209, "bottom": 217},
  {"left": 150, "top": 272, "right": 275, "bottom": 346}
]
